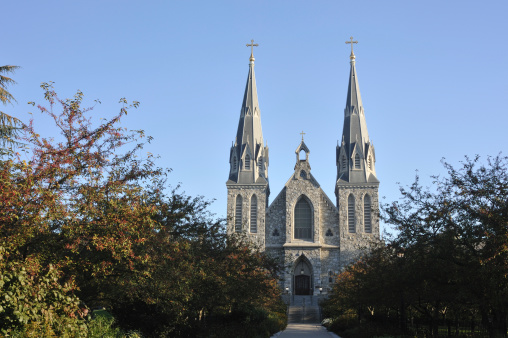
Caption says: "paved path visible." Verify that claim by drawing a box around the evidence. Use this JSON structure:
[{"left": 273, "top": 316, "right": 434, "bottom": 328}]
[{"left": 273, "top": 323, "right": 341, "bottom": 338}]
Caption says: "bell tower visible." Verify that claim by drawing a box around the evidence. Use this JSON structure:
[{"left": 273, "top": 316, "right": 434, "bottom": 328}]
[
  {"left": 335, "top": 37, "right": 380, "bottom": 265},
  {"left": 226, "top": 40, "right": 269, "bottom": 247}
]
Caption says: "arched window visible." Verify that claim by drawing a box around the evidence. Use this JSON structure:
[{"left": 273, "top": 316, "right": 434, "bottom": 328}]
[
  {"left": 295, "top": 198, "right": 312, "bottom": 239},
  {"left": 355, "top": 153, "right": 361, "bottom": 169},
  {"left": 348, "top": 194, "right": 355, "bottom": 233},
  {"left": 235, "top": 195, "right": 242, "bottom": 232},
  {"left": 341, "top": 156, "right": 347, "bottom": 171},
  {"left": 300, "top": 170, "right": 307, "bottom": 179},
  {"left": 364, "top": 195, "right": 372, "bottom": 233},
  {"left": 245, "top": 155, "right": 250, "bottom": 170},
  {"left": 250, "top": 195, "right": 257, "bottom": 233}
]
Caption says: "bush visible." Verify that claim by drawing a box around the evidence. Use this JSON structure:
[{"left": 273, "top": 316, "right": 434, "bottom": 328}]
[{"left": 0, "top": 249, "right": 87, "bottom": 337}]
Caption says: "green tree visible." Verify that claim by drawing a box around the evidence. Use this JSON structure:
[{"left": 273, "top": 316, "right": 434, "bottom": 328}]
[
  {"left": 0, "top": 65, "right": 22, "bottom": 154},
  {"left": 385, "top": 155, "right": 508, "bottom": 337},
  {"left": 324, "top": 156, "right": 508, "bottom": 338}
]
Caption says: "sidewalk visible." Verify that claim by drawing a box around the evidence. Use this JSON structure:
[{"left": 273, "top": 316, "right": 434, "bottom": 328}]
[{"left": 272, "top": 323, "right": 341, "bottom": 338}]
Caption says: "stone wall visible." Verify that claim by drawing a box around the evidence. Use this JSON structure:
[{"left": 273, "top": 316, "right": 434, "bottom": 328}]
[
  {"left": 226, "top": 184, "right": 269, "bottom": 247},
  {"left": 265, "top": 189, "right": 286, "bottom": 245},
  {"left": 336, "top": 184, "right": 380, "bottom": 268}
]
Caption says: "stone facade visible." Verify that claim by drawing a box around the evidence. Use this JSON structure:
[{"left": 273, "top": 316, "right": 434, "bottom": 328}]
[{"left": 226, "top": 48, "right": 380, "bottom": 296}]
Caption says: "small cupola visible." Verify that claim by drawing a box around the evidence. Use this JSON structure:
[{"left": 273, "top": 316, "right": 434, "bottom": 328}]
[{"left": 295, "top": 132, "right": 310, "bottom": 164}]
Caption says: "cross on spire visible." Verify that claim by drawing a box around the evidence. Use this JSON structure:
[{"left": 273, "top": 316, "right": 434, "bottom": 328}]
[
  {"left": 346, "top": 36, "right": 358, "bottom": 60},
  {"left": 300, "top": 130, "right": 306, "bottom": 141},
  {"left": 246, "top": 39, "right": 259, "bottom": 62}
]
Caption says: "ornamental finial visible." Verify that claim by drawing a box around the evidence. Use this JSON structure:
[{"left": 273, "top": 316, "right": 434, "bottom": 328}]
[
  {"left": 345, "top": 36, "right": 358, "bottom": 60},
  {"left": 246, "top": 39, "right": 259, "bottom": 62}
]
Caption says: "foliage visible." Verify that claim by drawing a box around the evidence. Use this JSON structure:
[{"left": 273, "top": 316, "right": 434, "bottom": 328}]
[
  {"left": 323, "top": 155, "right": 508, "bottom": 338},
  {"left": 0, "top": 65, "right": 23, "bottom": 154},
  {"left": 0, "top": 83, "right": 286, "bottom": 337},
  {"left": 87, "top": 313, "right": 141, "bottom": 338},
  {"left": 0, "top": 248, "right": 87, "bottom": 337}
]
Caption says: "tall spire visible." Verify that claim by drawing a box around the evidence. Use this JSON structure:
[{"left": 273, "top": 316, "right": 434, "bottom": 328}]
[
  {"left": 336, "top": 38, "right": 378, "bottom": 185},
  {"left": 228, "top": 40, "right": 269, "bottom": 185}
]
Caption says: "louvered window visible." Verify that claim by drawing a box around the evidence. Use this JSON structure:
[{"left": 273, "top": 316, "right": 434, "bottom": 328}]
[
  {"left": 250, "top": 195, "right": 257, "bottom": 233},
  {"left": 342, "top": 156, "right": 347, "bottom": 171},
  {"left": 368, "top": 156, "right": 372, "bottom": 170},
  {"left": 245, "top": 155, "right": 250, "bottom": 170},
  {"left": 348, "top": 194, "right": 355, "bottom": 233},
  {"left": 258, "top": 157, "right": 263, "bottom": 172},
  {"left": 233, "top": 156, "right": 237, "bottom": 171},
  {"left": 235, "top": 195, "right": 242, "bottom": 232},
  {"left": 355, "top": 154, "right": 360, "bottom": 169},
  {"left": 364, "top": 195, "right": 372, "bottom": 233},
  {"left": 295, "top": 198, "right": 312, "bottom": 239}
]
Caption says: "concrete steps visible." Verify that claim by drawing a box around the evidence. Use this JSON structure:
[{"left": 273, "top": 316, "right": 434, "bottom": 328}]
[{"left": 287, "top": 296, "right": 321, "bottom": 324}]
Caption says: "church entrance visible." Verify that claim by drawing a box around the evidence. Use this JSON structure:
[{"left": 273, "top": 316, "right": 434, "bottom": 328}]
[
  {"left": 294, "top": 275, "right": 311, "bottom": 295},
  {"left": 293, "top": 256, "right": 313, "bottom": 295}
]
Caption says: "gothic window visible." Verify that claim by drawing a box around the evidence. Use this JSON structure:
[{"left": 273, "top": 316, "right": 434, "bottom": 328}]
[
  {"left": 300, "top": 170, "right": 307, "bottom": 179},
  {"left": 245, "top": 155, "right": 251, "bottom": 170},
  {"left": 235, "top": 195, "right": 242, "bottom": 232},
  {"left": 272, "top": 229, "right": 280, "bottom": 236},
  {"left": 250, "top": 195, "right": 257, "bottom": 233},
  {"left": 326, "top": 229, "right": 333, "bottom": 236},
  {"left": 364, "top": 194, "right": 372, "bottom": 233},
  {"left": 341, "top": 156, "right": 347, "bottom": 171},
  {"left": 348, "top": 194, "right": 355, "bottom": 233},
  {"left": 294, "top": 198, "right": 312, "bottom": 239},
  {"left": 355, "top": 153, "right": 361, "bottom": 169}
]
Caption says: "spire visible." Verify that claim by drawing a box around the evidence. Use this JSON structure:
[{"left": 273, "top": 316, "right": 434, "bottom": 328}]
[
  {"left": 337, "top": 38, "right": 378, "bottom": 185},
  {"left": 228, "top": 41, "right": 269, "bottom": 185}
]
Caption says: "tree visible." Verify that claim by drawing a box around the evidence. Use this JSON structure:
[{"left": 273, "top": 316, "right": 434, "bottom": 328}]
[
  {"left": 324, "top": 155, "right": 508, "bottom": 338},
  {"left": 0, "top": 65, "right": 22, "bottom": 154},
  {"left": 384, "top": 155, "right": 508, "bottom": 337},
  {"left": 1, "top": 83, "right": 287, "bottom": 337}
]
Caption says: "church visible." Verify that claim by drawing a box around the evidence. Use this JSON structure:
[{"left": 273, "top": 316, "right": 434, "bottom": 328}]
[{"left": 226, "top": 39, "right": 380, "bottom": 296}]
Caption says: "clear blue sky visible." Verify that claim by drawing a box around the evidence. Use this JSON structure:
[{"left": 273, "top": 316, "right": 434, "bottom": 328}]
[{"left": 4, "top": 1, "right": 507, "bottom": 235}]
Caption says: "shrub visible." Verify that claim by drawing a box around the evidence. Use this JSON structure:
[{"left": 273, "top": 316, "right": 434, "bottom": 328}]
[{"left": 0, "top": 249, "right": 87, "bottom": 337}]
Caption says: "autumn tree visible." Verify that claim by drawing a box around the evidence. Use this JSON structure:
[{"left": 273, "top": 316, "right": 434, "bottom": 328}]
[{"left": 0, "top": 83, "right": 287, "bottom": 337}]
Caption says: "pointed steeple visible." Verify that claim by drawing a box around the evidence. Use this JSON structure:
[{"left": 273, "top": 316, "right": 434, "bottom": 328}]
[
  {"left": 336, "top": 39, "right": 378, "bottom": 185},
  {"left": 228, "top": 41, "right": 269, "bottom": 185}
]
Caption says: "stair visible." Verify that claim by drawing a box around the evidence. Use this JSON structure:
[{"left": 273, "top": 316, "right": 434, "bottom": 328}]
[{"left": 287, "top": 296, "right": 320, "bottom": 324}]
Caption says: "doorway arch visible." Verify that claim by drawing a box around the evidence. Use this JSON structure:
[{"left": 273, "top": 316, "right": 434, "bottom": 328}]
[{"left": 293, "top": 255, "right": 313, "bottom": 295}]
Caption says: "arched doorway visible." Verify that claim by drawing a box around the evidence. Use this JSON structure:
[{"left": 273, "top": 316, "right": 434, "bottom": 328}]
[{"left": 293, "top": 256, "right": 312, "bottom": 295}]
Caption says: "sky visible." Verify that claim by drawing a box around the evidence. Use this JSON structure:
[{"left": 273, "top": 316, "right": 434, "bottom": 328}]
[{"left": 3, "top": 1, "right": 508, "bottom": 235}]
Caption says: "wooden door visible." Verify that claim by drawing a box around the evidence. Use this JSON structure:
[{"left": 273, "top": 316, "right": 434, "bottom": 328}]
[{"left": 295, "top": 275, "right": 311, "bottom": 295}]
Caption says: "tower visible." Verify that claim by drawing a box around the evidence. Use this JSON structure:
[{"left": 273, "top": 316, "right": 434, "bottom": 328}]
[
  {"left": 335, "top": 38, "right": 380, "bottom": 265},
  {"left": 226, "top": 41, "right": 269, "bottom": 246}
]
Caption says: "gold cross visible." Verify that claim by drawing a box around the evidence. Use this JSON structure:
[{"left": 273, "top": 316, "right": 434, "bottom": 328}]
[
  {"left": 246, "top": 39, "right": 259, "bottom": 61},
  {"left": 345, "top": 36, "right": 358, "bottom": 58},
  {"left": 300, "top": 130, "right": 306, "bottom": 141}
]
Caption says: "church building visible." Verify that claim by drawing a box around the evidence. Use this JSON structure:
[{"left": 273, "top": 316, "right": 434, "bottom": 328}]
[{"left": 226, "top": 39, "right": 380, "bottom": 295}]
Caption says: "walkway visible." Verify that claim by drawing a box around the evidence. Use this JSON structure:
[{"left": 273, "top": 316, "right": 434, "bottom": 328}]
[
  {"left": 275, "top": 323, "right": 341, "bottom": 338},
  {"left": 272, "top": 295, "right": 341, "bottom": 338}
]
